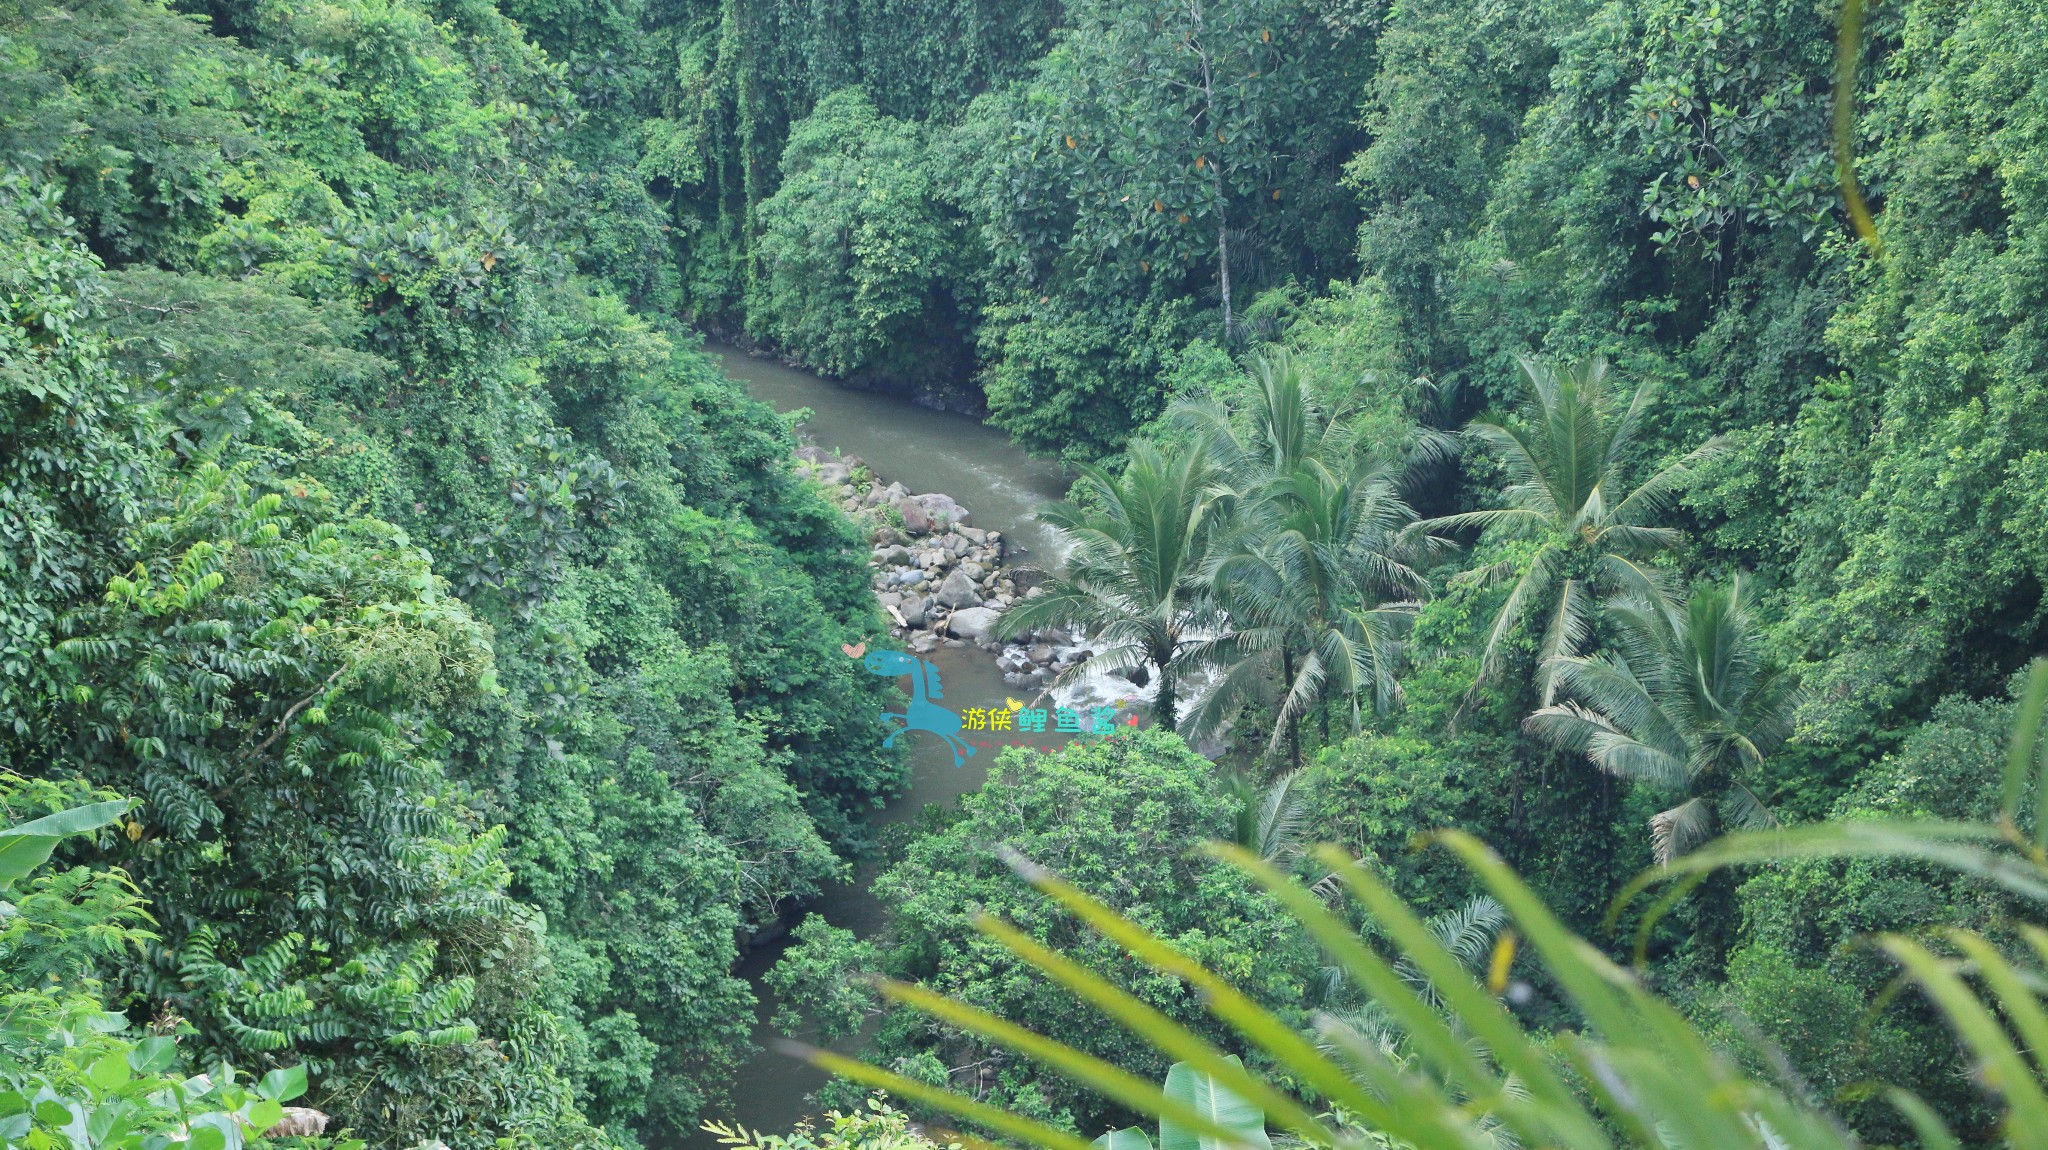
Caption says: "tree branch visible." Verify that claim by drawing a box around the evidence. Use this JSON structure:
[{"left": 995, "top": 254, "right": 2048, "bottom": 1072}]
[{"left": 252, "top": 663, "right": 349, "bottom": 756}]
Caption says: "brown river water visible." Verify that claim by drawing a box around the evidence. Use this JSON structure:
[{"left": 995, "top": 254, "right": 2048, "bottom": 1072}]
[{"left": 680, "top": 343, "right": 1073, "bottom": 1143}]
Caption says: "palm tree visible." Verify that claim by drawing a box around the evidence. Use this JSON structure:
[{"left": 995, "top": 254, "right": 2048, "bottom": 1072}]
[
  {"left": 1225, "top": 769, "right": 1309, "bottom": 862},
  {"left": 995, "top": 440, "right": 1224, "bottom": 728},
  {"left": 1421, "top": 354, "right": 1727, "bottom": 702},
  {"left": 1171, "top": 350, "right": 1430, "bottom": 764},
  {"left": 1189, "top": 454, "right": 1426, "bottom": 765},
  {"left": 799, "top": 668, "right": 2048, "bottom": 1150},
  {"left": 1525, "top": 576, "right": 1797, "bottom": 864},
  {"left": 1169, "top": 347, "right": 1357, "bottom": 481}
]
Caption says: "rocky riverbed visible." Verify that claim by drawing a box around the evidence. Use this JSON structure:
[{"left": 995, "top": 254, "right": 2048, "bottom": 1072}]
[{"left": 794, "top": 443, "right": 1096, "bottom": 694}]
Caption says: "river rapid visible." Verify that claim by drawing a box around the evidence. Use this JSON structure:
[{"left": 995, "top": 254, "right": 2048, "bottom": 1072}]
[{"left": 686, "top": 343, "right": 1072, "bottom": 1141}]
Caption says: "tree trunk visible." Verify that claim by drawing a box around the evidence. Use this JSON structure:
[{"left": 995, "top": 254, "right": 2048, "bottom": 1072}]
[
  {"left": 1152, "top": 641, "right": 1177, "bottom": 730},
  {"left": 1216, "top": 211, "right": 1233, "bottom": 338},
  {"left": 1188, "top": 0, "right": 1233, "bottom": 338},
  {"left": 1281, "top": 649, "right": 1300, "bottom": 771}
]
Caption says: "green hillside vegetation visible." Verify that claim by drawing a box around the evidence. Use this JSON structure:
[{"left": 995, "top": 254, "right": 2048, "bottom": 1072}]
[{"left": 5, "top": 0, "right": 2048, "bottom": 1148}]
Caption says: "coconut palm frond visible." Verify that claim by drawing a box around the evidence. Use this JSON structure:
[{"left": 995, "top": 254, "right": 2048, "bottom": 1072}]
[
  {"left": 1253, "top": 770, "right": 1310, "bottom": 862},
  {"left": 1650, "top": 796, "right": 1719, "bottom": 865}
]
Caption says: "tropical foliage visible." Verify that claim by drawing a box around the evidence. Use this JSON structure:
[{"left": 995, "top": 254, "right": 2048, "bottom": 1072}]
[
  {"left": 8, "top": 0, "right": 2048, "bottom": 1147},
  {"left": 802, "top": 667, "right": 2048, "bottom": 1150},
  {"left": 1528, "top": 577, "right": 1798, "bottom": 863},
  {"left": 0, "top": 777, "right": 329, "bottom": 1150},
  {"left": 1420, "top": 356, "right": 1724, "bottom": 700},
  {"left": 0, "top": 2, "right": 894, "bottom": 1143}
]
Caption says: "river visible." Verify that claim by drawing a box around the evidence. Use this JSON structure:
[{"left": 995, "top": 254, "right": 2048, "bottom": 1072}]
[{"left": 689, "top": 343, "right": 1073, "bottom": 1141}]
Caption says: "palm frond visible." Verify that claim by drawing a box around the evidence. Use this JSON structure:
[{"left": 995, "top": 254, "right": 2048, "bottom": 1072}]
[
  {"left": 1253, "top": 771, "right": 1309, "bottom": 863},
  {"left": 1649, "top": 797, "right": 1718, "bottom": 866},
  {"left": 1607, "top": 435, "right": 1732, "bottom": 529}
]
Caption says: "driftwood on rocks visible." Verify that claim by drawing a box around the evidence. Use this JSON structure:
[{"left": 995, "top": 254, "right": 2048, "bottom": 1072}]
[{"left": 263, "top": 1108, "right": 330, "bottom": 1138}]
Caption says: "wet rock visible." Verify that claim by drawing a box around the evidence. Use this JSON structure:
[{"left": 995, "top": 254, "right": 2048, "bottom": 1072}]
[
  {"left": 875, "top": 544, "right": 911, "bottom": 565},
  {"left": 935, "top": 568, "right": 983, "bottom": 609},
  {"left": 947, "top": 606, "right": 1001, "bottom": 643},
  {"left": 942, "top": 605, "right": 999, "bottom": 638},
  {"left": 895, "top": 497, "right": 933, "bottom": 535},
  {"left": 899, "top": 596, "right": 927, "bottom": 627},
  {"left": 915, "top": 493, "right": 970, "bottom": 529},
  {"left": 961, "top": 561, "right": 986, "bottom": 582},
  {"left": 910, "top": 632, "right": 939, "bottom": 654}
]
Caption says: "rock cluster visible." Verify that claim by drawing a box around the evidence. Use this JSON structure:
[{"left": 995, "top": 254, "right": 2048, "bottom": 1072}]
[{"left": 794, "top": 444, "right": 1095, "bottom": 689}]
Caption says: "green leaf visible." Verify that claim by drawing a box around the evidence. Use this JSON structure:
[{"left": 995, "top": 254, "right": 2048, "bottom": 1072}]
[
  {"left": 0, "top": 835, "right": 62, "bottom": 888},
  {"left": 89, "top": 1052, "right": 131, "bottom": 1090},
  {"left": 0, "top": 800, "right": 131, "bottom": 887},
  {"left": 247, "top": 1099, "right": 284, "bottom": 1132},
  {"left": 130, "top": 1037, "right": 178, "bottom": 1074},
  {"left": 33, "top": 1099, "right": 73, "bottom": 1126},
  {"left": 1092, "top": 1129, "right": 1154, "bottom": 1150},
  {"left": 876, "top": 978, "right": 1247, "bottom": 1150},
  {"left": 5, "top": 800, "right": 132, "bottom": 839},
  {"left": 258, "top": 1066, "right": 306, "bottom": 1103},
  {"left": 1160, "top": 1059, "right": 1269, "bottom": 1150},
  {"left": 1885, "top": 1089, "right": 1962, "bottom": 1150}
]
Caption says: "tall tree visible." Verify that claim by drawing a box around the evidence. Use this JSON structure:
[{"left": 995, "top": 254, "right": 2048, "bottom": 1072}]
[
  {"left": 1526, "top": 577, "right": 1797, "bottom": 863},
  {"left": 1174, "top": 351, "right": 1427, "bottom": 764},
  {"left": 1196, "top": 455, "right": 1425, "bottom": 765},
  {"left": 1422, "top": 355, "right": 1726, "bottom": 700},
  {"left": 1004, "top": 0, "right": 1349, "bottom": 333}
]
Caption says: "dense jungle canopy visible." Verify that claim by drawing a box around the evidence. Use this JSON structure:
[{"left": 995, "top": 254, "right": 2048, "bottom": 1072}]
[{"left": 3, "top": 0, "right": 2048, "bottom": 1147}]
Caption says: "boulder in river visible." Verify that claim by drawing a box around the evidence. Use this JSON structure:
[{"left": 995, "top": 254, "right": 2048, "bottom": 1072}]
[
  {"left": 899, "top": 595, "right": 928, "bottom": 627},
  {"left": 915, "top": 493, "right": 969, "bottom": 528},
  {"left": 894, "top": 496, "right": 933, "bottom": 535},
  {"left": 935, "top": 568, "right": 982, "bottom": 609},
  {"left": 947, "top": 606, "right": 1001, "bottom": 642}
]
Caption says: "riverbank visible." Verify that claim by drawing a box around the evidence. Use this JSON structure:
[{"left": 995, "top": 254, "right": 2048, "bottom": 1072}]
[
  {"left": 794, "top": 442, "right": 1095, "bottom": 690},
  {"left": 687, "top": 344, "right": 1075, "bottom": 1144}
]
